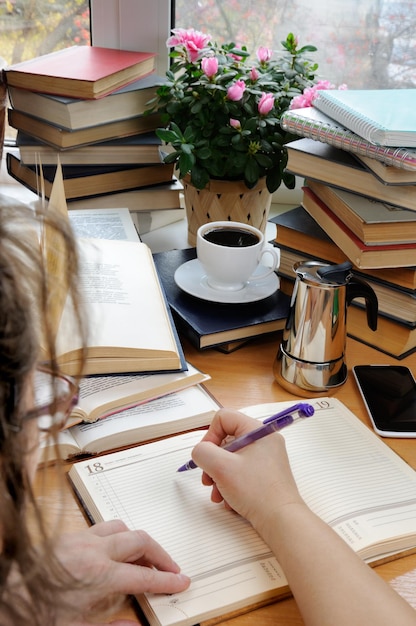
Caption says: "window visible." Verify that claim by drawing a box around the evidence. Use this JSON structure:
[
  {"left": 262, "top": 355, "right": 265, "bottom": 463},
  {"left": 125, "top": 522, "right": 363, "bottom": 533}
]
[
  {"left": 1, "top": 0, "right": 90, "bottom": 142},
  {"left": 4, "top": 1, "right": 415, "bottom": 93},
  {"left": 2, "top": 1, "right": 415, "bottom": 145},
  {"left": 0, "top": 1, "right": 90, "bottom": 65},
  {"left": 174, "top": 0, "right": 416, "bottom": 89}
]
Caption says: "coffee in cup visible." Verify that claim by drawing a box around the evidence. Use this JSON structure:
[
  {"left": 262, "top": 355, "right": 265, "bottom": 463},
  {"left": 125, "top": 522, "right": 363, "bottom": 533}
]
[{"left": 197, "top": 221, "right": 280, "bottom": 291}]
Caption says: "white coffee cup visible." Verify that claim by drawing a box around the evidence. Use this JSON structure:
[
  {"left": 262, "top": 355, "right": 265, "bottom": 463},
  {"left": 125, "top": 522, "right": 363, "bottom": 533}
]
[{"left": 196, "top": 221, "right": 280, "bottom": 291}]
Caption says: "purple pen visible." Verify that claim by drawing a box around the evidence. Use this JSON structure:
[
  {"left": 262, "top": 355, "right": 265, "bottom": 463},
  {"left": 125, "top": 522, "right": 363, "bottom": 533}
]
[{"left": 177, "top": 402, "right": 314, "bottom": 472}]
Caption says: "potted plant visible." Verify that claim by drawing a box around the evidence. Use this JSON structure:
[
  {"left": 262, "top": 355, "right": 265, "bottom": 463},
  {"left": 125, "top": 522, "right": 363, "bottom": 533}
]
[{"left": 148, "top": 29, "right": 320, "bottom": 243}]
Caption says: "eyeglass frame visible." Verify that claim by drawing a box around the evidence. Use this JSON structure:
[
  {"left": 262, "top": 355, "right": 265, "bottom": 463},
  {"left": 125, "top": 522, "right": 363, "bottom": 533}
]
[{"left": 17, "top": 365, "right": 79, "bottom": 433}]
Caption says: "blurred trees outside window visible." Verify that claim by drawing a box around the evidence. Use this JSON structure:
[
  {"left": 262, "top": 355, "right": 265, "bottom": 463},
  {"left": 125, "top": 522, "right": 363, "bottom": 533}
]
[
  {"left": 174, "top": 0, "right": 416, "bottom": 89},
  {"left": 1, "top": 0, "right": 90, "bottom": 141},
  {"left": 2, "top": 0, "right": 415, "bottom": 144}
]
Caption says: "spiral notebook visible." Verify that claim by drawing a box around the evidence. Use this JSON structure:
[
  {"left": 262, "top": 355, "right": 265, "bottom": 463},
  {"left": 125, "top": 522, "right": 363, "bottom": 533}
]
[
  {"left": 280, "top": 106, "right": 416, "bottom": 175},
  {"left": 313, "top": 89, "right": 416, "bottom": 147}
]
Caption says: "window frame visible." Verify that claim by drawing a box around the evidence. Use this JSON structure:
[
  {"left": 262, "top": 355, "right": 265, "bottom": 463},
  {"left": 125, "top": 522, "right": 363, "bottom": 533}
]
[
  {"left": 87, "top": 1, "right": 299, "bottom": 204},
  {"left": 90, "top": 0, "right": 172, "bottom": 75}
]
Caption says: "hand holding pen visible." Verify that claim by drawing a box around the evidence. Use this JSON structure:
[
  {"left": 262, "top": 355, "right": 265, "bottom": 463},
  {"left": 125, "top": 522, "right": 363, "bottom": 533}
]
[{"left": 177, "top": 402, "right": 314, "bottom": 472}]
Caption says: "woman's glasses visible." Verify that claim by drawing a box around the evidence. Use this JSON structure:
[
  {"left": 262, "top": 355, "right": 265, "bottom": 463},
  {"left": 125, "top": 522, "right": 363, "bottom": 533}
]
[{"left": 22, "top": 365, "right": 79, "bottom": 433}]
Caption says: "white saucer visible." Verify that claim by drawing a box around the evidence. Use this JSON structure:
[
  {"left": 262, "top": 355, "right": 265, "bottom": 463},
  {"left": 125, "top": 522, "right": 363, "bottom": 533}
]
[{"left": 174, "top": 258, "right": 280, "bottom": 303}]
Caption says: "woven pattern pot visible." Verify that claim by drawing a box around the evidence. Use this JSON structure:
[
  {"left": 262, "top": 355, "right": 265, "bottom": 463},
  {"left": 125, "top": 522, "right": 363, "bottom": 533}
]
[{"left": 182, "top": 175, "right": 272, "bottom": 246}]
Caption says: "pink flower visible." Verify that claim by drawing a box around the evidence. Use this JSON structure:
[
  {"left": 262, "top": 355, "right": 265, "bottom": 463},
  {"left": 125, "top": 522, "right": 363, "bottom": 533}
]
[
  {"left": 201, "top": 56, "right": 218, "bottom": 78},
  {"left": 249, "top": 67, "right": 259, "bottom": 81},
  {"left": 229, "top": 118, "right": 241, "bottom": 130},
  {"left": 257, "top": 46, "right": 272, "bottom": 63},
  {"left": 289, "top": 80, "right": 347, "bottom": 109},
  {"left": 167, "top": 28, "right": 211, "bottom": 63},
  {"left": 229, "top": 52, "right": 244, "bottom": 62},
  {"left": 258, "top": 92, "right": 275, "bottom": 115},
  {"left": 313, "top": 79, "right": 335, "bottom": 91},
  {"left": 226, "top": 79, "right": 246, "bottom": 101}
]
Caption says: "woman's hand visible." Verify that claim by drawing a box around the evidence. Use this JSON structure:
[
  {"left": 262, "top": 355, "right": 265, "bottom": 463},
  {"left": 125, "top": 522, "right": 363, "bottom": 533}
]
[
  {"left": 191, "top": 408, "right": 303, "bottom": 531},
  {"left": 54, "top": 519, "right": 190, "bottom": 624}
]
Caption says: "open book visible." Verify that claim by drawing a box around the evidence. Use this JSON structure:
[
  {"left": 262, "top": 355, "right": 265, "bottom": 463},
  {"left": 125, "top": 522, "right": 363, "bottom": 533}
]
[
  {"left": 42, "top": 384, "right": 220, "bottom": 462},
  {"left": 68, "top": 397, "right": 416, "bottom": 626},
  {"left": 69, "top": 362, "right": 210, "bottom": 425},
  {"left": 55, "top": 237, "right": 184, "bottom": 375},
  {"left": 39, "top": 162, "right": 184, "bottom": 376}
]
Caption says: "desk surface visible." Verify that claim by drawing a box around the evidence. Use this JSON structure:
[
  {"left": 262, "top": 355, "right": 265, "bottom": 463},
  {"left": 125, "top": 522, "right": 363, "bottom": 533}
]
[
  {"left": 35, "top": 334, "right": 416, "bottom": 625},
  {"left": 5, "top": 167, "right": 415, "bottom": 623}
]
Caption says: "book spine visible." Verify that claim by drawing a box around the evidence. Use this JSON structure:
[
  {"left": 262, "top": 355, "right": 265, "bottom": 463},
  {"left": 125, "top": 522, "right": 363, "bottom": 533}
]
[{"left": 281, "top": 112, "right": 416, "bottom": 171}]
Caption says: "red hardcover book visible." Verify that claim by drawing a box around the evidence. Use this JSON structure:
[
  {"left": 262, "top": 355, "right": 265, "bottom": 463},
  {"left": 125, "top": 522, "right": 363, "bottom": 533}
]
[{"left": 4, "top": 46, "right": 156, "bottom": 99}]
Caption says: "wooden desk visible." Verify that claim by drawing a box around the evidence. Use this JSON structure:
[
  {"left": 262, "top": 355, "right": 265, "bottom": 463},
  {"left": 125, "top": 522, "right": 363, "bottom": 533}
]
[{"left": 35, "top": 334, "right": 416, "bottom": 624}]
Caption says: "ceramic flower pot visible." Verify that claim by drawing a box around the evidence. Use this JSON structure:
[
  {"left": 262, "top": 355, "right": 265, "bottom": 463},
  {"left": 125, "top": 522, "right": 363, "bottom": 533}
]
[{"left": 181, "top": 175, "right": 272, "bottom": 246}]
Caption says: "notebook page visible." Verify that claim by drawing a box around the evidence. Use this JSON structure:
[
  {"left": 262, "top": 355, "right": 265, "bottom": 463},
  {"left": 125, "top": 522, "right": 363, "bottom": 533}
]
[
  {"left": 245, "top": 398, "right": 416, "bottom": 559},
  {"left": 69, "top": 431, "right": 288, "bottom": 625},
  {"left": 69, "top": 397, "right": 416, "bottom": 625}
]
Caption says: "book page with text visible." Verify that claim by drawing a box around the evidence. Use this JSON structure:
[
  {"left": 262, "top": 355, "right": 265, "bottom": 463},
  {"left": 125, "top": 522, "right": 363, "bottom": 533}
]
[
  {"left": 71, "top": 363, "right": 209, "bottom": 423},
  {"left": 56, "top": 238, "right": 181, "bottom": 374},
  {"left": 68, "top": 384, "right": 219, "bottom": 453},
  {"left": 68, "top": 207, "right": 139, "bottom": 242}
]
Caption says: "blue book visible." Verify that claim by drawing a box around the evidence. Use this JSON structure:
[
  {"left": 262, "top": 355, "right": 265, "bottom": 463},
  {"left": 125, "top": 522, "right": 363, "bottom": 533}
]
[{"left": 313, "top": 89, "right": 416, "bottom": 147}]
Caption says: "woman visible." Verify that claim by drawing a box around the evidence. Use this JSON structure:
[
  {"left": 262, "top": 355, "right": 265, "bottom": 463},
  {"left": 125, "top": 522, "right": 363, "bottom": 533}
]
[{"left": 0, "top": 199, "right": 190, "bottom": 625}]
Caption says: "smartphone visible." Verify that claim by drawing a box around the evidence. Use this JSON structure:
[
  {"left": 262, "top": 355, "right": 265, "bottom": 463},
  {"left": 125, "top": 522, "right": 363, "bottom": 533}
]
[{"left": 353, "top": 364, "right": 416, "bottom": 438}]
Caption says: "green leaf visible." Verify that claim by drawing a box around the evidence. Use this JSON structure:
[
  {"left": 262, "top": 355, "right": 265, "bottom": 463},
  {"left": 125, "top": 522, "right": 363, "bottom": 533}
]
[
  {"left": 282, "top": 170, "right": 296, "bottom": 189},
  {"left": 156, "top": 128, "right": 181, "bottom": 143},
  {"left": 196, "top": 146, "right": 212, "bottom": 159},
  {"left": 191, "top": 167, "right": 210, "bottom": 189},
  {"left": 266, "top": 167, "right": 283, "bottom": 193},
  {"left": 181, "top": 143, "right": 195, "bottom": 155},
  {"left": 163, "top": 151, "right": 180, "bottom": 164},
  {"left": 254, "top": 153, "right": 273, "bottom": 168},
  {"left": 177, "top": 152, "right": 195, "bottom": 176},
  {"left": 190, "top": 101, "right": 203, "bottom": 114},
  {"left": 244, "top": 159, "right": 260, "bottom": 186}
]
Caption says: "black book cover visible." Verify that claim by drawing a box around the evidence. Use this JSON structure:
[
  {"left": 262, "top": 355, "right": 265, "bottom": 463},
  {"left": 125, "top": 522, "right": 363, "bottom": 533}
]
[{"left": 153, "top": 248, "right": 290, "bottom": 350}]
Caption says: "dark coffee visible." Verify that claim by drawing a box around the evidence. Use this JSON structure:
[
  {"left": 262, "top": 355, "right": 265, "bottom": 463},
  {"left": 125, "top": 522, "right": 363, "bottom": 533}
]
[{"left": 203, "top": 227, "right": 259, "bottom": 247}]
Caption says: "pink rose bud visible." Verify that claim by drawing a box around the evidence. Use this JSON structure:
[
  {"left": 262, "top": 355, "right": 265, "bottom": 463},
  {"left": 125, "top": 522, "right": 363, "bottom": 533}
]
[
  {"left": 256, "top": 46, "right": 272, "bottom": 63},
  {"left": 258, "top": 92, "right": 274, "bottom": 115},
  {"left": 250, "top": 67, "right": 259, "bottom": 81},
  {"left": 227, "top": 79, "right": 246, "bottom": 101},
  {"left": 230, "top": 118, "right": 241, "bottom": 129},
  {"left": 201, "top": 56, "right": 218, "bottom": 78}
]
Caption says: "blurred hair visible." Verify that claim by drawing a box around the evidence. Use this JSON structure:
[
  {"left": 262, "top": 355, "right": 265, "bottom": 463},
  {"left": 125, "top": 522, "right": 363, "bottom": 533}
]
[{"left": 0, "top": 196, "right": 88, "bottom": 624}]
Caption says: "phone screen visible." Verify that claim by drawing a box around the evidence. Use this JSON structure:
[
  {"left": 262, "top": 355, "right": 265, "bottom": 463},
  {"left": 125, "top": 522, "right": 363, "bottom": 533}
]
[{"left": 353, "top": 365, "right": 416, "bottom": 437}]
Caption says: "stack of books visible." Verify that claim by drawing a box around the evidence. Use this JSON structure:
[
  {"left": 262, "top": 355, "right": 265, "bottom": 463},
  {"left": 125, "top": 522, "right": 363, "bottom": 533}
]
[
  {"left": 276, "top": 89, "right": 416, "bottom": 359},
  {"left": 4, "top": 45, "right": 184, "bottom": 230}
]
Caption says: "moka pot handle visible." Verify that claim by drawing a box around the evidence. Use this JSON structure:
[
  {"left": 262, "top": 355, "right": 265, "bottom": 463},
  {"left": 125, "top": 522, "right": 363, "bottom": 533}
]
[{"left": 346, "top": 278, "right": 378, "bottom": 331}]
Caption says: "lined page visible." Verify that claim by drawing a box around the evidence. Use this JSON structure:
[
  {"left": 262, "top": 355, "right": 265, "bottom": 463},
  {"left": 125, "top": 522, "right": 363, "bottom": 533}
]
[
  {"left": 245, "top": 398, "right": 416, "bottom": 558},
  {"left": 70, "top": 430, "right": 273, "bottom": 577},
  {"left": 69, "top": 397, "right": 416, "bottom": 625}
]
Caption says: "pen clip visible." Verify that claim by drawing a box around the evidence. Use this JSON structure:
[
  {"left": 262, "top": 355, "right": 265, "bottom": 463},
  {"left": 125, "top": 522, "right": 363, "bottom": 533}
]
[{"left": 262, "top": 402, "right": 314, "bottom": 424}]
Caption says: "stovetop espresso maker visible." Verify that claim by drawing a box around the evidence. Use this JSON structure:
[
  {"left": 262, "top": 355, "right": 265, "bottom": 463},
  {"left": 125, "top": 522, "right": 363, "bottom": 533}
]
[{"left": 274, "top": 260, "right": 378, "bottom": 395}]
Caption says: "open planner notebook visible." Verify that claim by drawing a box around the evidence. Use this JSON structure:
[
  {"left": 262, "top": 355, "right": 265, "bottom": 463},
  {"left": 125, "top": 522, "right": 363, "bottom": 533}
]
[{"left": 68, "top": 397, "right": 416, "bottom": 626}]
